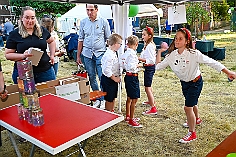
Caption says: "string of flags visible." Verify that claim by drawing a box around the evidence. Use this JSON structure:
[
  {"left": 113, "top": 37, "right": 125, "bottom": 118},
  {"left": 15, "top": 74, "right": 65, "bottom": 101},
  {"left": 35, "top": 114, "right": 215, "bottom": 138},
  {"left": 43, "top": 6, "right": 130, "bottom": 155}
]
[
  {"left": 0, "top": 5, "right": 17, "bottom": 12},
  {"left": 0, "top": 5, "right": 36, "bottom": 12}
]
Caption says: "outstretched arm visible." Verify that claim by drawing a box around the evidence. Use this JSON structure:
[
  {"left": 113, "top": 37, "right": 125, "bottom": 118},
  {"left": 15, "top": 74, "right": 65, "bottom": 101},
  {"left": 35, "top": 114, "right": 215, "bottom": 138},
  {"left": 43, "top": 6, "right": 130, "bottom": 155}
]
[
  {"left": 156, "top": 48, "right": 167, "bottom": 64},
  {"left": 221, "top": 68, "right": 236, "bottom": 81}
]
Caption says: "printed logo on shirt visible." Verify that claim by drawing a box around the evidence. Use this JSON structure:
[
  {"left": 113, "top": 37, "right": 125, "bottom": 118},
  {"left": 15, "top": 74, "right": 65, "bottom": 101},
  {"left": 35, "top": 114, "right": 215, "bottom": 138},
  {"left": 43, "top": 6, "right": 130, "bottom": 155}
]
[{"left": 174, "top": 60, "right": 179, "bottom": 65}]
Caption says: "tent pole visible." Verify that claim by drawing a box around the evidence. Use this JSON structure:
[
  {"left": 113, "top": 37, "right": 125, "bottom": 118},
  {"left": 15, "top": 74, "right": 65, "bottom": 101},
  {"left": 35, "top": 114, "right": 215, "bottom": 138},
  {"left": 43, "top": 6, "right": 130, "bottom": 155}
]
[{"left": 158, "top": 15, "right": 161, "bottom": 36}]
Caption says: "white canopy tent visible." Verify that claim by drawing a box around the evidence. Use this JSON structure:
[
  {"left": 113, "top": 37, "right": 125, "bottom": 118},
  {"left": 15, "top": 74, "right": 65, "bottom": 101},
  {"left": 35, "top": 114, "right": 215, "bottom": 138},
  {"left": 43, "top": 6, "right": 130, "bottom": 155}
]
[
  {"left": 112, "top": 4, "right": 130, "bottom": 112},
  {"left": 136, "top": 4, "right": 163, "bottom": 17},
  {"left": 46, "top": 0, "right": 206, "bottom": 112},
  {"left": 58, "top": 4, "right": 113, "bottom": 35},
  {"left": 136, "top": 4, "right": 163, "bottom": 36},
  {"left": 58, "top": 4, "right": 164, "bottom": 36},
  {"left": 56, "top": 3, "right": 176, "bottom": 112}
]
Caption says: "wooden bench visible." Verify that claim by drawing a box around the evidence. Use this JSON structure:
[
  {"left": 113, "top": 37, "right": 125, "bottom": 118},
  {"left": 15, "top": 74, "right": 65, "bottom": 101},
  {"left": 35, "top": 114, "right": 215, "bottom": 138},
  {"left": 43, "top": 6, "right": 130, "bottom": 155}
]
[
  {"left": 89, "top": 90, "right": 106, "bottom": 106},
  {"left": 206, "top": 130, "right": 236, "bottom": 157},
  {"left": 90, "top": 90, "right": 107, "bottom": 101}
]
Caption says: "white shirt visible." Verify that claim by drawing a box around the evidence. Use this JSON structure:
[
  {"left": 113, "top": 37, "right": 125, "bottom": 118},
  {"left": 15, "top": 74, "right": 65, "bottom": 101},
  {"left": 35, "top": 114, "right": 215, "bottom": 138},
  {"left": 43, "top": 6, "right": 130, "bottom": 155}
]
[
  {"left": 120, "top": 48, "right": 139, "bottom": 73},
  {"left": 101, "top": 48, "right": 120, "bottom": 77},
  {"left": 47, "top": 31, "right": 60, "bottom": 63},
  {"left": 140, "top": 42, "right": 156, "bottom": 64},
  {"left": 155, "top": 49, "right": 226, "bottom": 82}
]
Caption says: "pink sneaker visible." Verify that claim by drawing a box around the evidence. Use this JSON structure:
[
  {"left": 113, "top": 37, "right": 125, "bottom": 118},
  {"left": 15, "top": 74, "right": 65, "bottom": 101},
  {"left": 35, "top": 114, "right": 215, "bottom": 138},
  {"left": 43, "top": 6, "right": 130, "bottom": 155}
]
[
  {"left": 183, "top": 118, "right": 202, "bottom": 128},
  {"left": 179, "top": 131, "right": 197, "bottom": 143},
  {"left": 142, "top": 106, "right": 157, "bottom": 115},
  {"left": 128, "top": 119, "right": 143, "bottom": 128},
  {"left": 125, "top": 116, "right": 140, "bottom": 122}
]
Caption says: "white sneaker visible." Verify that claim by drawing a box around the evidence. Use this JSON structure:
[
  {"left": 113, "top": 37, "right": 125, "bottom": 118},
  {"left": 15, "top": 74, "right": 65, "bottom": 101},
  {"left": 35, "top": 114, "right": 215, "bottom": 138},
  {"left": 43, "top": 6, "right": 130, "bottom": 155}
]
[
  {"left": 100, "top": 100, "right": 105, "bottom": 109},
  {"left": 93, "top": 100, "right": 101, "bottom": 108}
]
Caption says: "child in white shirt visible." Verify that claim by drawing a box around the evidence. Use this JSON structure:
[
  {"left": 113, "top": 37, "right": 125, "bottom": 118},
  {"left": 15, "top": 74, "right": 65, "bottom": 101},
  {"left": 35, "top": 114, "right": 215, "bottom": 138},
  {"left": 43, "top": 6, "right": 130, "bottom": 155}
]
[
  {"left": 101, "top": 34, "right": 122, "bottom": 112},
  {"left": 156, "top": 28, "right": 236, "bottom": 143},
  {"left": 120, "top": 35, "right": 142, "bottom": 128},
  {"left": 138, "top": 26, "right": 157, "bottom": 115}
]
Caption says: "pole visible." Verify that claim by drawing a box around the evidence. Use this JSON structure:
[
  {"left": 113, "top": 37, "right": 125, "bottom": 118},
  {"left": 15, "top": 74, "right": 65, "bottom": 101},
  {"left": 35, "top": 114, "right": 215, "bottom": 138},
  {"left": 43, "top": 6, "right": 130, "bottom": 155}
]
[{"left": 158, "top": 15, "right": 161, "bottom": 36}]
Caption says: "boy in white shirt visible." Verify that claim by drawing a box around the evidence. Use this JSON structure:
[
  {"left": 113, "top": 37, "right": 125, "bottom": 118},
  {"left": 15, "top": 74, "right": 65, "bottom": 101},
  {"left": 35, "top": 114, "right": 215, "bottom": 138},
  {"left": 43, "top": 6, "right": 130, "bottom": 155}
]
[
  {"left": 120, "top": 35, "right": 142, "bottom": 128},
  {"left": 101, "top": 34, "right": 122, "bottom": 112}
]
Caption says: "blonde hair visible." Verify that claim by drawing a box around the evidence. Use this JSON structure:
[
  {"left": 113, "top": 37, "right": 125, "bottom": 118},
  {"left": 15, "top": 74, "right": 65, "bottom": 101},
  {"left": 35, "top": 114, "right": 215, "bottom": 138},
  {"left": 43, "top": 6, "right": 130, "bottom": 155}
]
[
  {"left": 18, "top": 6, "right": 42, "bottom": 38},
  {"left": 127, "top": 35, "right": 139, "bottom": 46},
  {"left": 41, "top": 18, "right": 54, "bottom": 33},
  {"left": 107, "top": 33, "right": 122, "bottom": 46}
]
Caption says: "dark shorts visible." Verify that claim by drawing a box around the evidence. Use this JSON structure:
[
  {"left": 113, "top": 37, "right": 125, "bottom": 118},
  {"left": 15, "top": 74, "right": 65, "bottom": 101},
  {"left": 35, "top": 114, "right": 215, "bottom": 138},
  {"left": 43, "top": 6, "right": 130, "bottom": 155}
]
[
  {"left": 180, "top": 76, "right": 203, "bottom": 107},
  {"left": 101, "top": 74, "right": 118, "bottom": 102},
  {"left": 124, "top": 75, "right": 140, "bottom": 99},
  {"left": 166, "top": 30, "right": 171, "bottom": 35},
  {"left": 144, "top": 65, "right": 155, "bottom": 87}
]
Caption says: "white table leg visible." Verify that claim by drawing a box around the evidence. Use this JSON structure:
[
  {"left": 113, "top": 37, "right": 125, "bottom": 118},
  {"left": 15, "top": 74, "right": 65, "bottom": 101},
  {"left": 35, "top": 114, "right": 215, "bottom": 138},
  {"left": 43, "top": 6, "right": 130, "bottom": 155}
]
[{"left": 7, "top": 130, "right": 22, "bottom": 157}]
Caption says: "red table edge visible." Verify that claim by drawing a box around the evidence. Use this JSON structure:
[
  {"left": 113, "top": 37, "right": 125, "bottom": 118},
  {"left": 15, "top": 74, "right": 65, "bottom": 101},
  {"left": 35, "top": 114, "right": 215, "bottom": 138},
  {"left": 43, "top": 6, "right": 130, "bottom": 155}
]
[
  {"left": 0, "top": 94, "right": 124, "bottom": 155},
  {"left": 0, "top": 115, "right": 124, "bottom": 155}
]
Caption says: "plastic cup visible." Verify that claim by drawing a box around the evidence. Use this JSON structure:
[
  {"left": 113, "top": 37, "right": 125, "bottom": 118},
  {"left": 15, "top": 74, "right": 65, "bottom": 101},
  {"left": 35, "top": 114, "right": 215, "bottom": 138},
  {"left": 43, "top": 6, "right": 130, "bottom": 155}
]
[
  {"left": 17, "top": 60, "right": 33, "bottom": 79},
  {"left": 32, "top": 108, "right": 44, "bottom": 126},
  {"left": 23, "top": 78, "right": 36, "bottom": 94},
  {"left": 17, "top": 103, "right": 25, "bottom": 120}
]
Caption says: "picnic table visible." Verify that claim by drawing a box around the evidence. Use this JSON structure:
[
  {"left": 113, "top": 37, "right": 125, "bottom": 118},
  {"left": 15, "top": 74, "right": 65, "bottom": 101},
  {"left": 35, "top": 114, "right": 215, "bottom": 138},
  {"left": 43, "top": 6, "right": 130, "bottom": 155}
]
[{"left": 195, "top": 40, "right": 215, "bottom": 53}]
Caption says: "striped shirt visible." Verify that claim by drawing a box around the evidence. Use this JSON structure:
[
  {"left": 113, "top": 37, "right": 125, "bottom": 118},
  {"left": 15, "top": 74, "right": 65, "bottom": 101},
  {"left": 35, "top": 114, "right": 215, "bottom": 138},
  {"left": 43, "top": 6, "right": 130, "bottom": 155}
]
[{"left": 78, "top": 16, "right": 111, "bottom": 58}]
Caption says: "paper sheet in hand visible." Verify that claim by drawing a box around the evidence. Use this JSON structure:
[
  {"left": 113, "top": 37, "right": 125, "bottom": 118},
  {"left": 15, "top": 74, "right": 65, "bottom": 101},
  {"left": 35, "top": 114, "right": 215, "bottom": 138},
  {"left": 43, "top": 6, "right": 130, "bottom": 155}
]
[
  {"left": 27, "top": 48, "right": 44, "bottom": 66},
  {"left": 55, "top": 82, "right": 81, "bottom": 101}
]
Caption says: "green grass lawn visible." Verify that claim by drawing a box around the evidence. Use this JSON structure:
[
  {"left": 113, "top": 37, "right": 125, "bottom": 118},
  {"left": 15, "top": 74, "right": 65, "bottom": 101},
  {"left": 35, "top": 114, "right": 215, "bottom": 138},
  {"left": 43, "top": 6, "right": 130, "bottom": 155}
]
[{"left": 0, "top": 32, "right": 236, "bottom": 157}]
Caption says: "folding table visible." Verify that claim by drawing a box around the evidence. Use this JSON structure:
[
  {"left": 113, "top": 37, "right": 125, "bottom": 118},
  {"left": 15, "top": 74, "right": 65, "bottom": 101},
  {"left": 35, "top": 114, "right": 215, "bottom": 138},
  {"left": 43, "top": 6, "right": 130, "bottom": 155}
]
[
  {"left": 0, "top": 94, "right": 124, "bottom": 157},
  {"left": 206, "top": 130, "right": 236, "bottom": 157}
]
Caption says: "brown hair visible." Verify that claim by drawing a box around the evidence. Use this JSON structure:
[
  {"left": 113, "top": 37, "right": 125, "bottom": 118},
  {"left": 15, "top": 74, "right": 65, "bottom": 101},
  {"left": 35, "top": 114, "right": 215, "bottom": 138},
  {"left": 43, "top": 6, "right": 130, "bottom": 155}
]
[
  {"left": 167, "top": 28, "right": 193, "bottom": 54},
  {"left": 107, "top": 33, "right": 122, "bottom": 46},
  {"left": 86, "top": 4, "right": 98, "bottom": 9},
  {"left": 18, "top": 6, "right": 42, "bottom": 38},
  {"left": 127, "top": 35, "right": 139, "bottom": 46},
  {"left": 41, "top": 18, "right": 54, "bottom": 33},
  {"left": 143, "top": 26, "right": 154, "bottom": 50}
]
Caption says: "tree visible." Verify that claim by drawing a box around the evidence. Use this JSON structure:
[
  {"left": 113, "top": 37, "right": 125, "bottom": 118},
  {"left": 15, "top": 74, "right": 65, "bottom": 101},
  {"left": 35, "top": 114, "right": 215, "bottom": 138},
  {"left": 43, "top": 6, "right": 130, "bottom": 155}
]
[
  {"left": 186, "top": 2, "right": 210, "bottom": 38},
  {"left": 210, "top": 0, "right": 230, "bottom": 21},
  {"left": 227, "top": 0, "right": 236, "bottom": 7},
  {"left": 10, "top": 0, "right": 75, "bottom": 18}
]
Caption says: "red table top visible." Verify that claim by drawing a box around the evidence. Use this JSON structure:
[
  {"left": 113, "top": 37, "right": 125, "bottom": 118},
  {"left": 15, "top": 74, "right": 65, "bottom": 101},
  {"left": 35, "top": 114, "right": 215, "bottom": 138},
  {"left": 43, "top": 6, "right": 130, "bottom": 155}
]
[
  {"left": 0, "top": 94, "right": 123, "bottom": 155},
  {"left": 206, "top": 130, "right": 236, "bottom": 157}
]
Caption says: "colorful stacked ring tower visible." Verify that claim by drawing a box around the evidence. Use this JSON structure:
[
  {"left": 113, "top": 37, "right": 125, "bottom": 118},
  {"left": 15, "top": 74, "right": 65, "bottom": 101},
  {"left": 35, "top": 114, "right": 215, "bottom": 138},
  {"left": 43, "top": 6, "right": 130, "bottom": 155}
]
[{"left": 16, "top": 60, "right": 44, "bottom": 126}]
